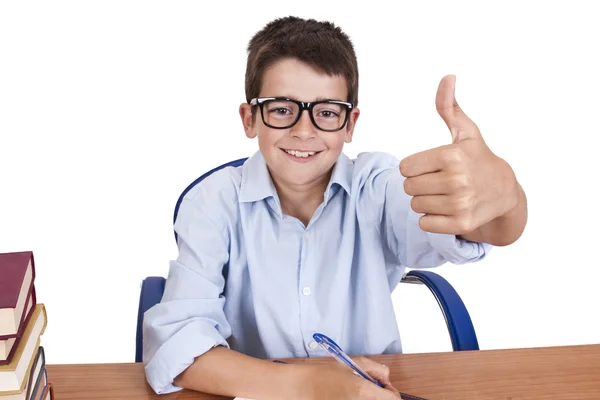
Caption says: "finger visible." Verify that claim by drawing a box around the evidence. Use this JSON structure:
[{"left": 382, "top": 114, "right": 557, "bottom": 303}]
[
  {"left": 379, "top": 386, "right": 402, "bottom": 399},
  {"left": 404, "top": 172, "right": 461, "bottom": 196},
  {"left": 399, "top": 146, "right": 449, "bottom": 177},
  {"left": 419, "top": 214, "right": 477, "bottom": 236},
  {"left": 382, "top": 381, "right": 400, "bottom": 394},
  {"left": 365, "top": 382, "right": 402, "bottom": 399},
  {"left": 353, "top": 357, "right": 391, "bottom": 384},
  {"left": 411, "top": 195, "right": 463, "bottom": 216},
  {"left": 387, "top": 384, "right": 401, "bottom": 398},
  {"left": 435, "top": 74, "right": 480, "bottom": 143}
]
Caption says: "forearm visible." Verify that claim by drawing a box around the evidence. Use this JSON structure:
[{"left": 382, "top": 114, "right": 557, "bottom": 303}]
[
  {"left": 461, "top": 181, "right": 527, "bottom": 246},
  {"left": 174, "top": 346, "right": 300, "bottom": 399}
]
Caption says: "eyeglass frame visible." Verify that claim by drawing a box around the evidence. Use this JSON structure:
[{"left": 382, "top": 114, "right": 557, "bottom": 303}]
[{"left": 249, "top": 97, "right": 354, "bottom": 132}]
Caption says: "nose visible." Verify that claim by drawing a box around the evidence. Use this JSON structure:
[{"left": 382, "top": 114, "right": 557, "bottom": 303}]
[{"left": 290, "top": 109, "right": 317, "bottom": 140}]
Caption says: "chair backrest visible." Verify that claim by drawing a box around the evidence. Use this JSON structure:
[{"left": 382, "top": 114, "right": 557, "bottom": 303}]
[
  {"left": 135, "top": 276, "right": 166, "bottom": 362},
  {"left": 173, "top": 157, "right": 248, "bottom": 244}
]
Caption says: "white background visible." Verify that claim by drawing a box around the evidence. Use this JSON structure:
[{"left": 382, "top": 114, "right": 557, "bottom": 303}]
[{"left": 1, "top": 1, "right": 599, "bottom": 365}]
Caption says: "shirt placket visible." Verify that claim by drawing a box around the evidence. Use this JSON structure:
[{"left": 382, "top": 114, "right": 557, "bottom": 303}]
[
  {"left": 298, "top": 198, "right": 330, "bottom": 357},
  {"left": 298, "top": 224, "right": 320, "bottom": 356}
]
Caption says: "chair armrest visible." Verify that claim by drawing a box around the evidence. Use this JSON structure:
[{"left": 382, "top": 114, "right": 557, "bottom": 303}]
[
  {"left": 135, "top": 277, "right": 166, "bottom": 362},
  {"left": 402, "top": 270, "right": 479, "bottom": 351}
]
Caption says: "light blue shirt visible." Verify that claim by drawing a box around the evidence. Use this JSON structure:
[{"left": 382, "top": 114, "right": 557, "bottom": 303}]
[{"left": 143, "top": 150, "right": 491, "bottom": 394}]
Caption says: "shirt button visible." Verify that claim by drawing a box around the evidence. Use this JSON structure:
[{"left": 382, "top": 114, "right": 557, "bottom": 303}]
[
  {"left": 309, "top": 341, "right": 319, "bottom": 350},
  {"left": 304, "top": 231, "right": 310, "bottom": 240},
  {"left": 302, "top": 287, "right": 311, "bottom": 295}
]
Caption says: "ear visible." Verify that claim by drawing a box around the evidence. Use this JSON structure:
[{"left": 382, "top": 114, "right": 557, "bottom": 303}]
[
  {"left": 239, "top": 103, "right": 257, "bottom": 139},
  {"left": 344, "top": 108, "right": 360, "bottom": 143}
]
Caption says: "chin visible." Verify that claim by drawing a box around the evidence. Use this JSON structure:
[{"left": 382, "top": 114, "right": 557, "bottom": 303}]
[{"left": 271, "top": 164, "right": 326, "bottom": 187}]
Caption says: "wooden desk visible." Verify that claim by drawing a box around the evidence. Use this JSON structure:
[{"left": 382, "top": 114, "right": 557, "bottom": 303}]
[{"left": 46, "top": 344, "right": 600, "bottom": 399}]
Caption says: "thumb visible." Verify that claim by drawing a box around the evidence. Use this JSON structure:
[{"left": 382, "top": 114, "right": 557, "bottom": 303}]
[{"left": 435, "top": 74, "right": 480, "bottom": 143}]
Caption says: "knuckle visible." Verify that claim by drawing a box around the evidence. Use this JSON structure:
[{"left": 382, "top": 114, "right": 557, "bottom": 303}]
[
  {"left": 449, "top": 173, "right": 470, "bottom": 191},
  {"left": 453, "top": 195, "right": 474, "bottom": 212},
  {"left": 456, "top": 215, "right": 475, "bottom": 234},
  {"left": 441, "top": 147, "right": 464, "bottom": 165},
  {"left": 353, "top": 356, "right": 369, "bottom": 368},
  {"left": 410, "top": 196, "right": 422, "bottom": 213}
]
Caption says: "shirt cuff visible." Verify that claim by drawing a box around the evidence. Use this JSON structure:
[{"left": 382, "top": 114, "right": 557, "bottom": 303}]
[
  {"left": 143, "top": 320, "right": 230, "bottom": 394},
  {"left": 426, "top": 232, "right": 492, "bottom": 265}
]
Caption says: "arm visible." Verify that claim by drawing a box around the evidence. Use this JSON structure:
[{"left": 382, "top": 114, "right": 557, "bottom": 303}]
[
  {"left": 175, "top": 347, "right": 400, "bottom": 399},
  {"left": 174, "top": 347, "right": 295, "bottom": 398},
  {"left": 142, "top": 196, "right": 234, "bottom": 394},
  {"left": 355, "top": 152, "right": 490, "bottom": 269},
  {"left": 175, "top": 347, "right": 293, "bottom": 399}
]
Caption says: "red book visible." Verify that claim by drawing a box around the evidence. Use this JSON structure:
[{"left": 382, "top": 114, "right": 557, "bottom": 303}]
[{"left": 0, "top": 251, "right": 37, "bottom": 365}]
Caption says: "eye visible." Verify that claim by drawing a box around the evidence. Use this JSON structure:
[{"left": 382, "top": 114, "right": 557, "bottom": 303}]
[
  {"left": 314, "top": 103, "right": 344, "bottom": 119},
  {"left": 319, "top": 110, "right": 339, "bottom": 118},
  {"left": 272, "top": 107, "right": 291, "bottom": 115},
  {"left": 266, "top": 100, "right": 296, "bottom": 117}
]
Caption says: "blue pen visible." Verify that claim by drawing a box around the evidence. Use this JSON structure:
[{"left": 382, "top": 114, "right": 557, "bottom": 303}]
[
  {"left": 312, "top": 333, "right": 429, "bottom": 400},
  {"left": 313, "top": 333, "right": 384, "bottom": 388}
]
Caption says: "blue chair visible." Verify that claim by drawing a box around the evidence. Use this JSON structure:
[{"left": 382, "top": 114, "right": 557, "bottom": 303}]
[{"left": 135, "top": 158, "right": 479, "bottom": 362}]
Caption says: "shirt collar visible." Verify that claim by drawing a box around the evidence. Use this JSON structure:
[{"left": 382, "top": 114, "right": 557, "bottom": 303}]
[
  {"left": 239, "top": 150, "right": 278, "bottom": 203},
  {"left": 325, "top": 152, "right": 352, "bottom": 201},
  {"left": 239, "top": 150, "right": 352, "bottom": 204}
]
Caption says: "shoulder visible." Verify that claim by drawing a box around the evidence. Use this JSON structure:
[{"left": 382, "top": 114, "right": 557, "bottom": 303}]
[
  {"left": 339, "top": 152, "right": 404, "bottom": 214},
  {"left": 182, "top": 163, "right": 242, "bottom": 205},
  {"left": 353, "top": 151, "right": 401, "bottom": 166},
  {"left": 176, "top": 161, "right": 243, "bottom": 230},
  {"left": 346, "top": 151, "right": 408, "bottom": 217},
  {"left": 347, "top": 151, "right": 402, "bottom": 187}
]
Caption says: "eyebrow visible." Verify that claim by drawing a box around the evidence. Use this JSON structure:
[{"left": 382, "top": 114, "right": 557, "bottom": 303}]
[{"left": 281, "top": 95, "right": 345, "bottom": 102}]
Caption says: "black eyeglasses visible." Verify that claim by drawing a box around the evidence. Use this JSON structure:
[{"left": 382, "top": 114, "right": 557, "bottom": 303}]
[{"left": 250, "top": 97, "right": 354, "bottom": 132}]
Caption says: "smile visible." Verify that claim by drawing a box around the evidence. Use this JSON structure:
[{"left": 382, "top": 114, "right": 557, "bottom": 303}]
[
  {"left": 281, "top": 148, "right": 322, "bottom": 161},
  {"left": 284, "top": 149, "right": 316, "bottom": 157}
]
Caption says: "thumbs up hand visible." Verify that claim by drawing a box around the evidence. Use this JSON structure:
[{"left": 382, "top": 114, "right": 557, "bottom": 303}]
[{"left": 400, "top": 75, "right": 522, "bottom": 240}]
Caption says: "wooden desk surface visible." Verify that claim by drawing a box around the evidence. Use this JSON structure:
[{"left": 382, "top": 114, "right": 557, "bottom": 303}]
[{"left": 46, "top": 344, "right": 600, "bottom": 399}]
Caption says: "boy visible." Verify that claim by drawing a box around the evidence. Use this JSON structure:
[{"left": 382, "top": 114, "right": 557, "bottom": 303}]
[{"left": 142, "top": 16, "right": 527, "bottom": 399}]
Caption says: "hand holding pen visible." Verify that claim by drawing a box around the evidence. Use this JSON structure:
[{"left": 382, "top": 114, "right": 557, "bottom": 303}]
[
  {"left": 269, "top": 334, "right": 428, "bottom": 399},
  {"left": 313, "top": 333, "right": 429, "bottom": 400},
  {"left": 288, "top": 361, "right": 402, "bottom": 400}
]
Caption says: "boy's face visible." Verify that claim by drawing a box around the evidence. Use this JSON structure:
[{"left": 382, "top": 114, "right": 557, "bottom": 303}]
[{"left": 240, "top": 58, "right": 359, "bottom": 189}]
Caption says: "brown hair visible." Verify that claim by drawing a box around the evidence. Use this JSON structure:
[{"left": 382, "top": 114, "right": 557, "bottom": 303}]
[{"left": 245, "top": 16, "right": 359, "bottom": 107}]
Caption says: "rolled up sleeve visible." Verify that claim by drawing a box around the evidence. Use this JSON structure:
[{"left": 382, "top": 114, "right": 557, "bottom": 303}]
[
  {"left": 425, "top": 230, "right": 491, "bottom": 265},
  {"left": 142, "top": 197, "right": 232, "bottom": 394}
]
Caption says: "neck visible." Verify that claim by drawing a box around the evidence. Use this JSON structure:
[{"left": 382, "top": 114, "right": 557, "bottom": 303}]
[{"left": 271, "top": 171, "right": 332, "bottom": 227}]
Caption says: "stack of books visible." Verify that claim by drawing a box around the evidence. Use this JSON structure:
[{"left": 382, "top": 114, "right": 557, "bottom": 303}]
[{"left": 0, "top": 251, "right": 52, "bottom": 399}]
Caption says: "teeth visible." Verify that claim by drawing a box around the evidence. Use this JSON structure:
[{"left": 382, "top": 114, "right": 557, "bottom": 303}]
[{"left": 285, "top": 150, "right": 316, "bottom": 158}]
